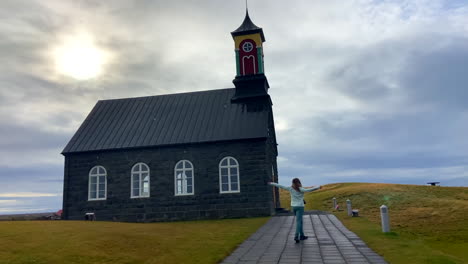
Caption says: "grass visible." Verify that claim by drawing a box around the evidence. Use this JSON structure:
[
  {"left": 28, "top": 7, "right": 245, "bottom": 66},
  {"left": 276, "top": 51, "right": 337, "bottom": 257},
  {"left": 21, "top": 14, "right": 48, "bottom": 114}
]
[
  {"left": 2, "top": 183, "right": 466, "bottom": 264},
  {"left": 280, "top": 182, "right": 468, "bottom": 264},
  {"left": 0, "top": 217, "right": 269, "bottom": 264}
]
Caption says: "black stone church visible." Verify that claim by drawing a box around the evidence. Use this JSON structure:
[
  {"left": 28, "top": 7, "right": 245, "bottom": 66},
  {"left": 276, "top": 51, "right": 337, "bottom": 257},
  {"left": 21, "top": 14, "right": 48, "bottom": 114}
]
[{"left": 62, "top": 11, "right": 280, "bottom": 222}]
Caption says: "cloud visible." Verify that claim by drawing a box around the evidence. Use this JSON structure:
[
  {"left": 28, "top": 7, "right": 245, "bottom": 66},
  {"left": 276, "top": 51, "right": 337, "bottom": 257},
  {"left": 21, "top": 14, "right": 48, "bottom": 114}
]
[
  {"left": 0, "top": 207, "right": 56, "bottom": 214},
  {"left": 401, "top": 38, "right": 468, "bottom": 109},
  {"left": 0, "top": 193, "right": 62, "bottom": 198},
  {"left": 0, "top": 200, "right": 18, "bottom": 205},
  {"left": 0, "top": 196, "right": 62, "bottom": 215}
]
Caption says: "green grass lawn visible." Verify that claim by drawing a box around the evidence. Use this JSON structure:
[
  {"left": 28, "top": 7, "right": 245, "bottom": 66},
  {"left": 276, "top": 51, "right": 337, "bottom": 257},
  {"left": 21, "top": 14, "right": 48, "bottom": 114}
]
[
  {"left": 280, "top": 182, "right": 468, "bottom": 264},
  {"left": 0, "top": 217, "right": 269, "bottom": 264},
  {"left": 2, "top": 183, "right": 466, "bottom": 264}
]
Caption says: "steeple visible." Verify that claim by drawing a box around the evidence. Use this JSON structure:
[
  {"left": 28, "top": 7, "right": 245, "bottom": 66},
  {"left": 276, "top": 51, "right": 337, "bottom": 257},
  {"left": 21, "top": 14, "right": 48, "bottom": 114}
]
[
  {"left": 231, "top": 10, "right": 265, "bottom": 42},
  {"left": 231, "top": 10, "right": 269, "bottom": 101}
]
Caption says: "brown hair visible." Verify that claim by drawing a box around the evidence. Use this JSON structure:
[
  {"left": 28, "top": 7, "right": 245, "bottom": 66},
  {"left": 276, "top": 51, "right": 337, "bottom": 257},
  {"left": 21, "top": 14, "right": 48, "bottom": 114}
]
[{"left": 291, "top": 178, "right": 302, "bottom": 192}]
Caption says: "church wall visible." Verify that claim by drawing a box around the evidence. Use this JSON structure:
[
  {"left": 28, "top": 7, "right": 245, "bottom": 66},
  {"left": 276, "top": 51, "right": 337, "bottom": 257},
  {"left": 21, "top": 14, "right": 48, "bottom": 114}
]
[
  {"left": 62, "top": 138, "right": 274, "bottom": 222},
  {"left": 266, "top": 110, "right": 280, "bottom": 210}
]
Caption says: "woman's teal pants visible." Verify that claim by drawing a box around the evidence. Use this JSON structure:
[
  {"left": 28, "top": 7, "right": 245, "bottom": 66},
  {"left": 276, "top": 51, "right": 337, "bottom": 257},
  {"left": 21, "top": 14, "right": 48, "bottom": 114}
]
[{"left": 292, "top": 206, "right": 304, "bottom": 238}]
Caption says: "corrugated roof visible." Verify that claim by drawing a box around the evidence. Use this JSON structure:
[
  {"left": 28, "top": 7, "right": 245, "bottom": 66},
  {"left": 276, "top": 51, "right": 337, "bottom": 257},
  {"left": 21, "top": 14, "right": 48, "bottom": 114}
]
[{"left": 62, "top": 88, "right": 270, "bottom": 154}]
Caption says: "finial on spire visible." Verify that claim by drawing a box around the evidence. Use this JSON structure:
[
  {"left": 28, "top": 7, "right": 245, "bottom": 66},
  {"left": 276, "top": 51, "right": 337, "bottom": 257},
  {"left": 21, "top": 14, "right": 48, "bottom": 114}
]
[{"left": 231, "top": 3, "right": 265, "bottom": 42}]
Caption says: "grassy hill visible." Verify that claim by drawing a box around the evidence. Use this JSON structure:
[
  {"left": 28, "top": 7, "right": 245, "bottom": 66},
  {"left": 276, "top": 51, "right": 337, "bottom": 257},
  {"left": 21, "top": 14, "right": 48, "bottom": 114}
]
[
  {"left": 0, "top": 217, "right": 268, "bottom": 264},
  {"left": 280, "top": 182, "right": 468, "bottom": 264}
]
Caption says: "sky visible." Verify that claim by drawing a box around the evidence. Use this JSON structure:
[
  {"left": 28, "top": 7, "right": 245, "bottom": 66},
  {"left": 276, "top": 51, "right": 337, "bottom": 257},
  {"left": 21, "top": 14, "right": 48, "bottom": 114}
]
[{"left": 0, "top": 0, "right": 467, "bottom": 214}]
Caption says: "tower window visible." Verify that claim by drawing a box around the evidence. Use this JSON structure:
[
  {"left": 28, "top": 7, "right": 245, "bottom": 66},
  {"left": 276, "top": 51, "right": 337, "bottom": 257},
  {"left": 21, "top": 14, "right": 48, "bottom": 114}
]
[
  {"left": 239, "top": 39, "right": 258, "bottom": 75},
  {"left": 242, "top": 42, "right": 254, "bottom": 52}
]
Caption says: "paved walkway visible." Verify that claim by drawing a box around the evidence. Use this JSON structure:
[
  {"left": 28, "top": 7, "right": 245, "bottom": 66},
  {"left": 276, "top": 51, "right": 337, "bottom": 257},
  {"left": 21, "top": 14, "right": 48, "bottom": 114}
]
[{"left": 221, "top": 213, "right": 387, "bottom": 264}]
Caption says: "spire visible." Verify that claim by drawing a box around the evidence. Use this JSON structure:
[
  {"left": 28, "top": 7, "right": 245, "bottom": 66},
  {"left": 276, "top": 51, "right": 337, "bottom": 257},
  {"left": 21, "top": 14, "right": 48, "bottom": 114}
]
[{"left": 231, "top": 9, "right": 265, "bottom": 42}]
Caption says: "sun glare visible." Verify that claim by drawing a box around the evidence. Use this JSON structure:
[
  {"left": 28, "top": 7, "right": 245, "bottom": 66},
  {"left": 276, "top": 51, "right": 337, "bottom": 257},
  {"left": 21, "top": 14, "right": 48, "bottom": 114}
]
[{"left": 54, "top": 32, "right": 107, "bottom": 80}]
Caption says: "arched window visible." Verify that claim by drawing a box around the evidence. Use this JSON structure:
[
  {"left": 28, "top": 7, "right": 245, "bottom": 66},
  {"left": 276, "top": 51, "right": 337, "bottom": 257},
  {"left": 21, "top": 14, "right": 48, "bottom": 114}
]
[
  {"left": 175, "top": 160, "right": 194, "bottom": 195},
  {"left": 219, "top": 157, "right": 240, "bottom": 193},
  {"left": 89, "top": 166, "right": 107, "bottom": 200},
  {"left": 131, "top": 163, "right": 150, "bottom": 198}
]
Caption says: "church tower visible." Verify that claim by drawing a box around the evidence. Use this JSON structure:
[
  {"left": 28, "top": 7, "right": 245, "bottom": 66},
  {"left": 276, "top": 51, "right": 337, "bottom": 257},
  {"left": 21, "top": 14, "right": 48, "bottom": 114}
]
[{"left": 231, "top": 10, "right": 269, "bottom": 101}]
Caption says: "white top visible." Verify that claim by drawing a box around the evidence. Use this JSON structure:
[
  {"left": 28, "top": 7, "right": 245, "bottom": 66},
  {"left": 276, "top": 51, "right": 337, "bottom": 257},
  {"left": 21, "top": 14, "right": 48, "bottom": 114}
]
[{"left": 269, "top": 182, "right": 320, "bottom": 207}]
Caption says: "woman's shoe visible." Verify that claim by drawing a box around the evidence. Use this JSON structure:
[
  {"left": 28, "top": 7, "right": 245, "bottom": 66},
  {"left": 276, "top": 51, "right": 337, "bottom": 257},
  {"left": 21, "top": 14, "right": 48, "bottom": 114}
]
[
  {"left": 300, "top": 235, "right": 308, "bottom": 240},
  {"left": 294, "top": 237, "right": 300, "bottom": 243}
]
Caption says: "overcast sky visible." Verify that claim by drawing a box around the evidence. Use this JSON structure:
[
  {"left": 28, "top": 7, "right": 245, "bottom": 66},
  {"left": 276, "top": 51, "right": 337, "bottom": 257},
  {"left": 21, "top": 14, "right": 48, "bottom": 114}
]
[{"left": 1, "top": 0, "right": 467, "bottom": 214}]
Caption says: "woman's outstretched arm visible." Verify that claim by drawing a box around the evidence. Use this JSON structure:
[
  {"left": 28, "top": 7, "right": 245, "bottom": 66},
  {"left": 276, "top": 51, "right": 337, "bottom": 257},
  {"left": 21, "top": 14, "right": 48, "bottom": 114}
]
[
  {"left": 300, "top": 186, "right": 321, "bottom": 192},
  {"left": 268, "top": 182, "right": 290, "bottom": 190}
]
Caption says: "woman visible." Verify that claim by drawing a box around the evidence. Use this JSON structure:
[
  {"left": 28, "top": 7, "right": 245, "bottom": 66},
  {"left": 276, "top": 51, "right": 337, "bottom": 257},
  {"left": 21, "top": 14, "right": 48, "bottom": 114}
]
[{"left": 268, "top": 178, "right": 321, "bottom": 243}]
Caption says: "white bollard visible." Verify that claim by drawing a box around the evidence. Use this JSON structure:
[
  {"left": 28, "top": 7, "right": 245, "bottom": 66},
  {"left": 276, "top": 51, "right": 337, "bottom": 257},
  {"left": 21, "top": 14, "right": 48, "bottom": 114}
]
[
  {"left": 380, "top": 205, "right": 390, "bottom": 232},
  {"left": 333, "top": 197, "right": 337, "bottom": 209},
  {"left": 346, "top": 199, "right": 352, "bottom": 216}
]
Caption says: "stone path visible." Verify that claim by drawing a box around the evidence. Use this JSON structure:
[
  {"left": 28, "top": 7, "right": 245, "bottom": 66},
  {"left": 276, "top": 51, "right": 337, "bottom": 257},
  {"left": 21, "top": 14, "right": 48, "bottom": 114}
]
[{"left": 221, "top": 213, "right": 387, "bottom": 264}]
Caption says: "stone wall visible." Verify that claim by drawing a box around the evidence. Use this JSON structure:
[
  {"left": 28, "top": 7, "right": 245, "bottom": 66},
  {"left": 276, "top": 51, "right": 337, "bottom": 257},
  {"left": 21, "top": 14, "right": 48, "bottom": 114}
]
[{"left": 62, "top": 138, "right": 275, "bottom": 222}]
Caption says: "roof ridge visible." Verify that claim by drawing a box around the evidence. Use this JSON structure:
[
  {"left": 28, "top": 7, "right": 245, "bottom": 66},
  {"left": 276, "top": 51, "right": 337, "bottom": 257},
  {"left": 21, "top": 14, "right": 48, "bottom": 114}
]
[{"left": 98, "top": 88, "right": 236, "bottom": 102}]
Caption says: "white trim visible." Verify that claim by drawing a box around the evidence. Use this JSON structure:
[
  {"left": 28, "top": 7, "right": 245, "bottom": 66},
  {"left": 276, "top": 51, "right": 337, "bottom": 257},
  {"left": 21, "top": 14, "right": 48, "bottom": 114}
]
[
  {"left": 219, "top": 156, "right": 240, "bottom": 194},
  {"left": 88, "top": 166, "right": 107, "bottom": 201},
  {"left": 130, "top": 162, "right": 150, "bottom": 198},
  {"left": 242, "top": 55, "right": 256, "bottom": 75},
  {"left": 220, "top": 190, "right": 241, "bottom": 194},
  {"left": 174, "top": 193, "right": 194, "bottom": 196},
  {"left": 174, "top": 160, "right": 195, "bottom": 196}
]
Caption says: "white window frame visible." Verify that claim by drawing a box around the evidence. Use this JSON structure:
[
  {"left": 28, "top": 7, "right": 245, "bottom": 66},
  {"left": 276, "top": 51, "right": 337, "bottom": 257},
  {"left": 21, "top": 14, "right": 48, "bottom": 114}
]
[
  {"left": 219, "top": 156, "right": 240, "bottom": 194},
  {"left": 130, "top": 163, "right": 150, "bottom": 198},
  {"left": 174, "top": 160, "right": 195, "bottom": 196},
  {"left": 88, "top": 165, "right": 107, "bottom": 201}
]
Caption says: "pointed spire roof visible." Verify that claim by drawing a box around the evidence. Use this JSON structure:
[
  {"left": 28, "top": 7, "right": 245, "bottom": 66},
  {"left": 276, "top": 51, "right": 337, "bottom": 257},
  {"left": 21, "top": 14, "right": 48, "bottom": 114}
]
[{"left": 231, "top": 10, "right": 265, "bottom": 42}]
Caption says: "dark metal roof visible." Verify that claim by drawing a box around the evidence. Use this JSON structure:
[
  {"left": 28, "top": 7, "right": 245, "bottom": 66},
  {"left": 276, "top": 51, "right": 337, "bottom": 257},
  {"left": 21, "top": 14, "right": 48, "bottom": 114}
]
[
  {"left": 62, "top": 88, "right": 270, "bottom": 154},
  {"left": 231, "top": 10, "right": 265, "bottom": 42}
]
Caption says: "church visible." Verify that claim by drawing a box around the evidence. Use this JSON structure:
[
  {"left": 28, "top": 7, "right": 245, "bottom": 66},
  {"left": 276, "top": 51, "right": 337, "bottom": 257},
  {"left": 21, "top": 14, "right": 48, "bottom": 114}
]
[{"left": 61, "top": 11, "right": 280, "bottom": 222}]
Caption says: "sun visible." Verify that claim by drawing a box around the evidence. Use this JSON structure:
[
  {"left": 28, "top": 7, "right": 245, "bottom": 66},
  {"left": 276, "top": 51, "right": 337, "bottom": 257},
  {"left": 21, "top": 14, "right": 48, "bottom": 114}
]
[{"left": 54, "top": 32, "right": 108, "bottom": 80}]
